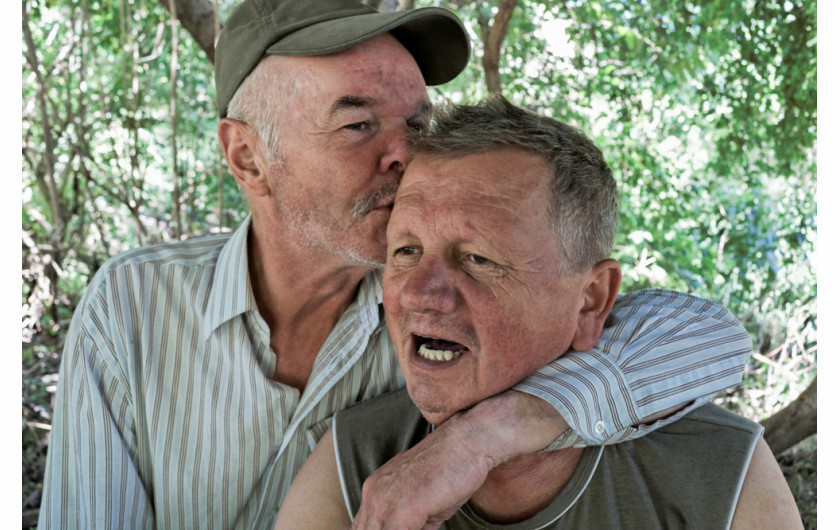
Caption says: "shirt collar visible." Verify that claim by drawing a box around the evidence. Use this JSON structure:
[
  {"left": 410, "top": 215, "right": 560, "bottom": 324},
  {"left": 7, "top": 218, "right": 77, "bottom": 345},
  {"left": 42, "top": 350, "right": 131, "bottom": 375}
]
[
  {"left": 355, "top": 266, "right": 385, "bottom": 330},
  {"left": 293, "top": 266, "right": 386, "bottom": 420},
  {"left": 202, "top": 215, "right": 258, "bottom": 340},
  {"left": 202, "top": 216, "right": 387, "bottom": 341}
]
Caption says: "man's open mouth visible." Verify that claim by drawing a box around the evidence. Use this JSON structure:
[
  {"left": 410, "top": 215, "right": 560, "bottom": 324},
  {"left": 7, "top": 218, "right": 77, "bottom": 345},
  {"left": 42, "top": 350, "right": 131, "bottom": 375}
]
[{"left": 415, "top": 336, "right": 468, "bottom": 362}]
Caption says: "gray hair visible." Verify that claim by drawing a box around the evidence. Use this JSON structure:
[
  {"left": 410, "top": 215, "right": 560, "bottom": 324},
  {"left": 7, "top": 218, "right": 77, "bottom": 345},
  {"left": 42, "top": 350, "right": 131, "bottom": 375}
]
[
  {"left": 409, "top": 96, "right": 618, "bottom": 273},
  {"left": 226, "top": 55, "right": 302, "bottom": 163}
]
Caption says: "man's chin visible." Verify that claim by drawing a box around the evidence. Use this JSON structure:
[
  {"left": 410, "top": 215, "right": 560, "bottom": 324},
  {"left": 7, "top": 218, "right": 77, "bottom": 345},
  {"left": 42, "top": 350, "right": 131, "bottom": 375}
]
[
  {"left": 419, "top": 410, "right": 456, "bottom": 427},
  {"left": 409, "top": 389, "right": 468, "bottom": 426}
]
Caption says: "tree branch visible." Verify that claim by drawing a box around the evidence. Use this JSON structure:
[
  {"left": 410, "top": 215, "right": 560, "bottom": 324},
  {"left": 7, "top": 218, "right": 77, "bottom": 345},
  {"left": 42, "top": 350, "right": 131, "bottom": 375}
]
[
  {"left": 168, "top": 0, "right": 183, "bottom": 238},
  {"left": 761, "top": 377, "right": 817, "bottom": 456},
  {"left": 22, "top": 0, "right": 64, "bottom": 234},
  {"left": 481, "top": 0, "right": 517, "bottom": 94},
  {"left": 158, "top": 0, "right": 219, "bottom": 63}
]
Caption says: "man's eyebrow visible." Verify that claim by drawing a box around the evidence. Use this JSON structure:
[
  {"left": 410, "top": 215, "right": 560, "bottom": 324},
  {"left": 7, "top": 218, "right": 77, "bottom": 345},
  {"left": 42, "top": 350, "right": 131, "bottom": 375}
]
[
  {"left": 329, "top": 96, "right": 375, "bottom": 115},
  {"left": 415, "top": 102, "right": 432, "bottom": 119},
  {"left": 328, "top": 97, "right": 432, "bottom": 119}
]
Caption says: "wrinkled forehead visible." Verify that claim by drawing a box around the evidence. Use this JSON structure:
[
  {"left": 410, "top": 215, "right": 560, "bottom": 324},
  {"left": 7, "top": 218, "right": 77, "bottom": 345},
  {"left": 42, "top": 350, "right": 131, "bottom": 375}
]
[
  {"left": 272, "top": 35, "right": 430, "bottom": 110},
  {"left": 396, "top": 151, "right": 552, "bottom": 211}
]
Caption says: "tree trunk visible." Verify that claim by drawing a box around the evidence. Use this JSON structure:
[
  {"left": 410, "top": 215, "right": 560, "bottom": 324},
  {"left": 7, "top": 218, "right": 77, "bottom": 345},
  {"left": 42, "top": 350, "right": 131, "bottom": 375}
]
[
  {"left": 480, "top": 0, "right": 517, "bottom": 95},
  {"left": 158, "top": 0, "right": 218, "bottom": 62},
  {"left": 168, "top": 0, "right": 183, "bottom": 239},
  {"left": 760, "top": 377, "right": 817, "bottom": 456}
]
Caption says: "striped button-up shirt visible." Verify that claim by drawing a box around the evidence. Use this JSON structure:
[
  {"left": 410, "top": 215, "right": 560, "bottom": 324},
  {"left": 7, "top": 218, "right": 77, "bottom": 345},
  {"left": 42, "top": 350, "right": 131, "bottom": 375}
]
[{"left": 38, "top": 218, "right": 751, "bottom": 529}]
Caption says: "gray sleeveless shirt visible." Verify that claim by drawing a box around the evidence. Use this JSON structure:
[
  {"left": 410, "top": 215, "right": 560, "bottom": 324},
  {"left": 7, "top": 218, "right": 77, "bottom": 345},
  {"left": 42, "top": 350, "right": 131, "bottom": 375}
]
[{"left": 334, "top": 389, "right": 762, "bottom": 529}]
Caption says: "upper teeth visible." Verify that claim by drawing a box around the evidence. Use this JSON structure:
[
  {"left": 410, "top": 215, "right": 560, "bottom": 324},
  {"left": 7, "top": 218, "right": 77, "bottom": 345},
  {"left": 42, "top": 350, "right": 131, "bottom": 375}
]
[{"left": 418, "top": 343, "right": 465, "bottom": 362}]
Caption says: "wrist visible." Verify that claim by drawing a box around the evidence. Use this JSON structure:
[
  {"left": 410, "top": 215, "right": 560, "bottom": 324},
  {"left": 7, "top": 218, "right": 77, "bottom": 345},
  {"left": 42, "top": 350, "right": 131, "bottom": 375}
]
[{"left": 447, "top": 390, "right": 568, "bottom": 466}]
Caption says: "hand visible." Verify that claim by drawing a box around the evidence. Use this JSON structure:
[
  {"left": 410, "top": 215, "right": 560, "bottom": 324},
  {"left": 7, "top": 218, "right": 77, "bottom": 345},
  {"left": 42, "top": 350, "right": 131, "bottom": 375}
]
[
  {"left": 351, "top": 422, "right": 490, "bottom": 529},
  {"left": 350, "top": 390, "right": 569, "bottom": 529}
]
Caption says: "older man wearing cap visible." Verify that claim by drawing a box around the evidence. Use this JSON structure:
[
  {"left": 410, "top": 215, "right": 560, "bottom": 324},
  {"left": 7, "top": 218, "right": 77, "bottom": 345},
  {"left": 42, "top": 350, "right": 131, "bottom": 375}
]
[{"left": 39, "top": 1, "right": 752, "bottom": 528}]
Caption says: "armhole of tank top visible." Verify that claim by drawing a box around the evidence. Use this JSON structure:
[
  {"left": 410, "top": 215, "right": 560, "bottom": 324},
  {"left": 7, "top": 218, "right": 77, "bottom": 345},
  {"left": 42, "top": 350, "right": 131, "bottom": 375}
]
[
  {"left": 332, "top": 413, "right": 355, "bottom": 522},
  {"left": 724, "top": 425, "right": 764, "bottom": 529},
  {"left": 548, "top": 445, "right": 605, "bottom": 525}
]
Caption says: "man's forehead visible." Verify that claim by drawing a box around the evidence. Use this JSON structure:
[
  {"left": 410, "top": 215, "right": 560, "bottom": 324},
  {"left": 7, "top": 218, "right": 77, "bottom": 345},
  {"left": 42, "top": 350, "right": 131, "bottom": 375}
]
[
  {"left": 394, "top": 151, "right": 554, "bottom": 224},
  {"left": 271, "top": 36, "right": 430, "bottom": 113},
  {"left": 397, "top": 170, "right": 514, "bottom": 214},
  {"left": 326, "top": 34, "right": 422, "bottom": 75},
  {"left": 400, "top": 151, "right": 549, "bottom": 193}
]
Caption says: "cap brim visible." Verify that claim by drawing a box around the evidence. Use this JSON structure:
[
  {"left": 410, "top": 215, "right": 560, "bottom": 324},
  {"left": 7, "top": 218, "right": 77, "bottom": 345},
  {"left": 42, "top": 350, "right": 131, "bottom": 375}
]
[{"left": 265, "top": 8, "right": 470, "bottom": 86}]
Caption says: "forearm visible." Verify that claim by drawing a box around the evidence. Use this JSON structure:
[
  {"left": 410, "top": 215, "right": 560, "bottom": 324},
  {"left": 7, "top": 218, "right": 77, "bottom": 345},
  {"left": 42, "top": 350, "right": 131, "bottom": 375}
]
[
  {"left": 442, "top": 388, "right": 570, "bottom": 464},
  {"left": 515, "top": 289, "right": 752, "bottom": 447}
]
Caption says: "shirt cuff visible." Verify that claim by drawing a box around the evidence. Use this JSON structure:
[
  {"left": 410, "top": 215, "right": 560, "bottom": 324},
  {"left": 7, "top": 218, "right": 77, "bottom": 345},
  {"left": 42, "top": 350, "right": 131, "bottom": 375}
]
[{"left": 515, "top": 349, "right": 640, "bottom": 447}]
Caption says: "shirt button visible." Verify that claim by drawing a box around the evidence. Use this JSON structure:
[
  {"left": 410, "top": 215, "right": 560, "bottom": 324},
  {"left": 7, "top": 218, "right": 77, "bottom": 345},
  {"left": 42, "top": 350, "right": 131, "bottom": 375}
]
[{"left": 594, "top": 420, "right": 606, "bottom": 435}]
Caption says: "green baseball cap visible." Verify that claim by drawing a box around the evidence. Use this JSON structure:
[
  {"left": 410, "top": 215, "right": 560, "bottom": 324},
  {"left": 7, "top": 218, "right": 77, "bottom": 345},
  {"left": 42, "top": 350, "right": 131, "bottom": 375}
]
[{"left": 215, "top": 0, "right": 471, "bottom": 117}]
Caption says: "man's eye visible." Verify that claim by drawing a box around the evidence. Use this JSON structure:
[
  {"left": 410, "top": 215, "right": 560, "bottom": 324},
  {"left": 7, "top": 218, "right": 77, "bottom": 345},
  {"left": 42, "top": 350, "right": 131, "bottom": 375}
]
[
  {"left": 463, "top": 253, "right": 506, "bottom": 279},
  {"left": 345, "top": 121, "right": 369, "bottom": 131},
  {"left": 466, "top": 254, "right": 491, "bottom": 265},
  {"left": 407, "top": 121, "right": 427, "bottom": 133},
  {"left": 390, "top": 246, "right": 421, "bottom": 267}
]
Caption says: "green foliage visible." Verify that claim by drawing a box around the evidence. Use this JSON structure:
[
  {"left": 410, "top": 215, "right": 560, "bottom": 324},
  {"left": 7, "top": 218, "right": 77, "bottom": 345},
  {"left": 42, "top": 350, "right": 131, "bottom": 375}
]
[{"left": 23, "top": 0, "right": 246, "bottom": 329}]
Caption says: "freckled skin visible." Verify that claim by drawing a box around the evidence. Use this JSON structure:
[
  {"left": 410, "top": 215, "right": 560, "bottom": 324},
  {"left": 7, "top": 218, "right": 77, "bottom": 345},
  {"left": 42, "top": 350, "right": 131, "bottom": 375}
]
[
  {"left": 383, "top": 150, "right": 590, "bottom": 425},
  {"left": 265, "top": 34, "right": 431, "bottom": 266}
]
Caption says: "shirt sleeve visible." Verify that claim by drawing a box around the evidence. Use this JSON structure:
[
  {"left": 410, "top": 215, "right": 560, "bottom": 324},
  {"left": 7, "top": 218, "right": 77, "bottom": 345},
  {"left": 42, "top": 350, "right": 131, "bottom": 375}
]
[
  {"left": 38, "top": 275, "right": 155, "bottom": 529},
  {"left": 514, "top": 289, "right": 752, "bottom": 448}
]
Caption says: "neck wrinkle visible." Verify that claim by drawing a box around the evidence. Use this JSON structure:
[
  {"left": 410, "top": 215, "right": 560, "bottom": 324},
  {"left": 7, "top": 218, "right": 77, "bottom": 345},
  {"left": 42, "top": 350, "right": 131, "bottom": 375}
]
[{"left": 247, "top": 214, "right": 373, "bottom": 331}]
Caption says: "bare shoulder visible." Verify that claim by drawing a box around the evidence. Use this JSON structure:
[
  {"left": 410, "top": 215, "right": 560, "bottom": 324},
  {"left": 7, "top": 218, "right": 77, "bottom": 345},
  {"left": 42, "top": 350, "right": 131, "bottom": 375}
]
[
  {"left": 730, "top": 436, "right": 803, "bottom": 530},
  {"left": 274, "top": 426, "right": 351, "bottom": 530}
]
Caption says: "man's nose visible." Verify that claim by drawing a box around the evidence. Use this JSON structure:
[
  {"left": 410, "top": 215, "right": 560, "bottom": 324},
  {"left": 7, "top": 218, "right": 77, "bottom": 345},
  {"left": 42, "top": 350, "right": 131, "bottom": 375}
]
[
  {"left": 378, "top": 118, "right": 412, "bottom": 174},
  {"left": 399, "top": 256, "right": 458, "bottom": 315}
]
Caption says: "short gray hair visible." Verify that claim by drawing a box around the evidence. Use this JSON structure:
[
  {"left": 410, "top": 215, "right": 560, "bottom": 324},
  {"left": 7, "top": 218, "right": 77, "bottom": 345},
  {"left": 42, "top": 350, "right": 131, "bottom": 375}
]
[
  {"left": 409, "top": 96, "right": 618, "bottom": 273},
  {"left": 226, "top": 55, "right": 302, "bottom": 163}
]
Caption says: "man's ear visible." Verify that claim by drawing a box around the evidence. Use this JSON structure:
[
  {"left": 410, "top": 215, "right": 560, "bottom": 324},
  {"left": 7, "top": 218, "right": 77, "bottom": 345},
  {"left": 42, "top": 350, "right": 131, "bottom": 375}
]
[
  {"left": 572, "top": 259, "right": 622, "bottom": 352},
  {"left": 218, "top": 118, "right": 271, "bottom": 197}
]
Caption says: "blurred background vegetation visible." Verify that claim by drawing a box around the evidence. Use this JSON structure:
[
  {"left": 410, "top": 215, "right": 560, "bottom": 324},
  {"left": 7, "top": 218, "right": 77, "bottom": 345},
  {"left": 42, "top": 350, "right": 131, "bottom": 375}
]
[{"left": 22, "top": 0, "right": 817, "bottom": 527}]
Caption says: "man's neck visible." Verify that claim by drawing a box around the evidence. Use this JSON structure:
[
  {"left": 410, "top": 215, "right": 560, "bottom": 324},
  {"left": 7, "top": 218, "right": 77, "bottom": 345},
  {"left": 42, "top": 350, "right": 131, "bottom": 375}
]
[
  {"left": 247, "top": 222, "right": 378, "bottom": 391},
  {"left": 467, "top": 448, "right": 584, "bottom": 524}
]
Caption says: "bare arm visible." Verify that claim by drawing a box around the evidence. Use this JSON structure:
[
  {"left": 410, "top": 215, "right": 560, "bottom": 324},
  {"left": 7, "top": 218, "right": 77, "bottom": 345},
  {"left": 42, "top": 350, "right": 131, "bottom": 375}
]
[
  {"left": 730, "top": 437, "right": 803, "bottom": 529},
  {"left": 275, "top": 427, "right": 350, "bottom": 530}
]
